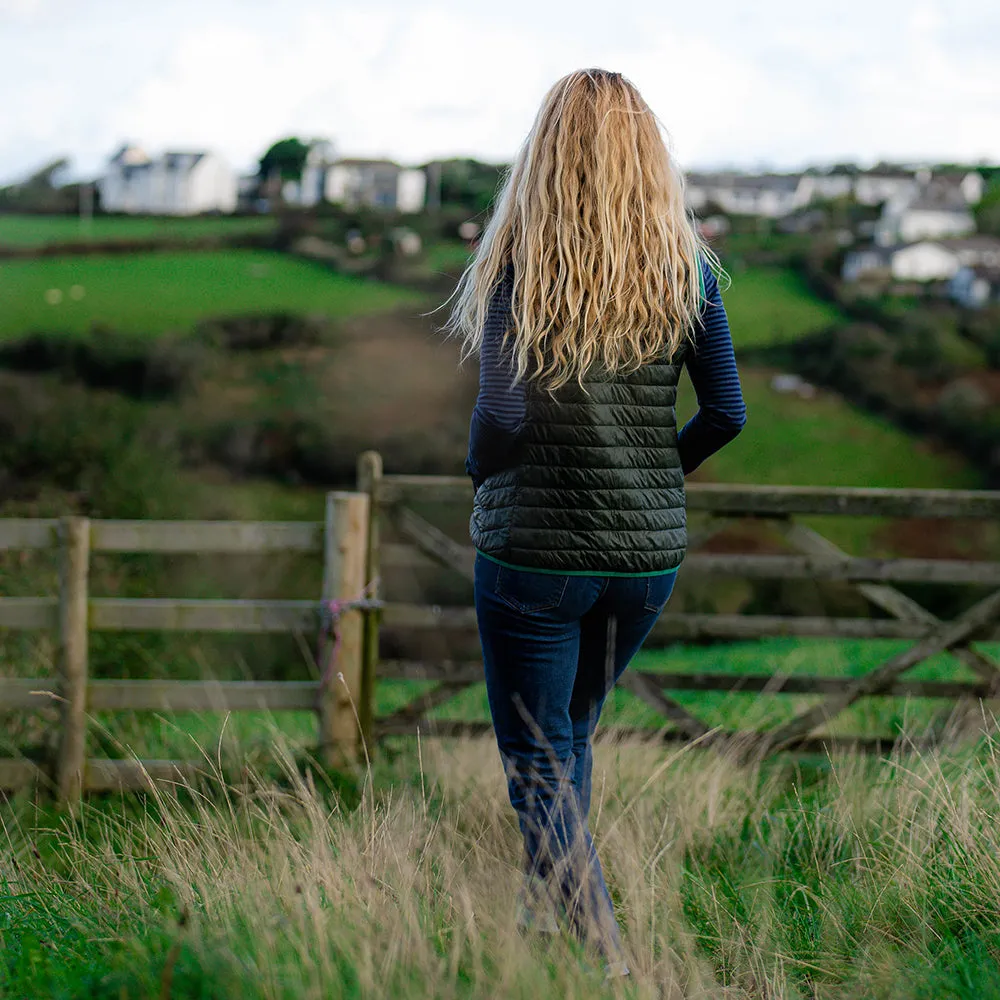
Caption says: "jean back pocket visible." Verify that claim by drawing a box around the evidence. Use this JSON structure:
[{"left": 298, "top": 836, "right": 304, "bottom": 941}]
[{"left": 495, "top": 565, "right": 569, "bottom": 613}]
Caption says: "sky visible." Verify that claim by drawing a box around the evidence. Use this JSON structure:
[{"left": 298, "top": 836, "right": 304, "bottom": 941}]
[{"left": 1, "top": 0, "right": 998, "bottom": 185}]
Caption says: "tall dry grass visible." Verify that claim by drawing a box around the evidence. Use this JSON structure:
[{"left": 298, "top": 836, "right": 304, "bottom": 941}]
[{"left": 4, "top": 723, "right": 1000, "bottom": 998}]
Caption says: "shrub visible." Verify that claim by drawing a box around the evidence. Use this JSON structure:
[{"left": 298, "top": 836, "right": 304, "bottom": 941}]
[
  {"left": 0, "top": 374, "right": 184, "bottom": 518},
  {"left": 892, "top": 313, "right": 986, "bottom": 382},
  {"left": 0, "top": 326, "right": 207, "bottom": 399},
  {"left": 195, "top": 312, "right": 333, "bottom": 351},
  {"left": 960, "top": 308, "right": 1000, "bottom": 369}
]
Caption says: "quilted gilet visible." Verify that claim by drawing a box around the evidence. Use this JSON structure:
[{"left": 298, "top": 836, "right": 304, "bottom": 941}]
[{"left": 470, "top": 350, "right": 688, "bottom": 575}]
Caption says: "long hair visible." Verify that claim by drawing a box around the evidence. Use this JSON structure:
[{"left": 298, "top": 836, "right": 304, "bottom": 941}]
[{"left": 444, "top": 68, "right": 712, "bottom": 391}]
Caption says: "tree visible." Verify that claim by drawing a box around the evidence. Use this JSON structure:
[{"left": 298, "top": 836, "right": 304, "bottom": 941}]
[
  {"left": 258, "top": 138, "right": 309, "bottom": 182},
  {"left": 432, "top": 158, "right": 507, "bottom": 214},
  {"left": 975, "top": 180, "right": 1000, "bottom": 238},
  {"left": 0, "top": 156, "right": 75, "bottom": 212}
]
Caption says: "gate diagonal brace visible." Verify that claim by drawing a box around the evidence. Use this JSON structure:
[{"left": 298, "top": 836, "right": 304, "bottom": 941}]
[
  {"left": 780, "top": 521, "right": 1000, "bottom": 682},
  {"left": 390, "top": 505, "right": 475, "bottom": 582},
  {"left": 381, "top": 680, "right": 471, "bottom": 727},
  {"left": 765, "top": 586, "right": 1000, "bottom": 750},
  {"left": 781, "top": 520, "right": 1000, "bottom": 737},
  {"left": 619, "top": 670, "right": 712, "bottom": 741}
]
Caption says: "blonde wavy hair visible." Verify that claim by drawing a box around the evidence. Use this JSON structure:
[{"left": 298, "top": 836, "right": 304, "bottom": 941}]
[{"left": 444, "top": 68, "right": 712, "bottom": 391}]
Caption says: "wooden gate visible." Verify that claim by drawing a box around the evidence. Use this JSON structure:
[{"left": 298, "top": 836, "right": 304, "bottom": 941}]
[{"left": 357, "top": 452, "right": 1000, "bottom": 755}]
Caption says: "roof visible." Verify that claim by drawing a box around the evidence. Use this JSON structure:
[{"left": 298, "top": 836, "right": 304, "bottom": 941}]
[
  {"left": 107, "top": 146, "right": 211, "bottom": 173},
  {"left": 683, "top": 172, "right": 802, "bottom": 192},
  {"left": 890, "top": 240, "right": 965, "bottom": 259},
  {"left": 932, "top": 170, "right": 980, "bottom": 184},
  {"left": 162, "top": 152, "right": 206, "bottom": 172},
  {"left": 860, "top": 166, "right": 917, "bottom": 180},
  {"left": 845, "top": 247, "right": 891, "bottom": 262},
  {"left": 902, "top": 191, "right": 973, "bottom": 213},
  {"left": 685, "top": 172, "right": 735, "bottom": 186},
  {"left": 109, "top": 143, "right": 150, "bottom": 166},
  {"left": 937, "top": 236, "right": 1000, "bottom": 252},
  {"left": 729, "top": 174, "right": 803, "bottom": 192},
  {"left": 334, "top": 157, "right": 402, "bottom": 169}
]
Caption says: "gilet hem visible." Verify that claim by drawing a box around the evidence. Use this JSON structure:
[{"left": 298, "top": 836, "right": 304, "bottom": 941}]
[{"left": 474, "top": 549, "right": 682, "bottom": 578}]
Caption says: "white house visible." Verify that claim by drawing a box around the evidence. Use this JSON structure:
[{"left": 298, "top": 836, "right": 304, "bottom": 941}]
[
  {"left": 808, "top": 169, "right": 855, "bottom": 201},
  {"left": 395, "top": 169, "right": 427, "bottom": 213},
  {"left": 875, "top": 193, "right": 976, "bottom": 246},
  {"left": 927, "top": 171, "right": 985, "bottom": 206},
  {"left": 684, "top": 172, "right": 725, "bottom": 212},
  {"left": 297, "top": 139, "right": 338, "bottom": 207},
  {"left": 100, "top": 144, "right": 237, "bottom": 215},
  {"left": 888, "top": 241, "right": 962, "bottom": 282},
  {"left": 685, "top": 173, "right": 814, "bottom": 218},
  {"left": 842, "top": 246, "right": 891, "bottom": 282},
  {"left": 323, "top": 158, "right": 426, "bottom": 212},
  {"left": 853, "top": 168, "right": 924, "bottom": 206},
  {"left": 842, "top": 239, "right": 991, "bottom": 284}
]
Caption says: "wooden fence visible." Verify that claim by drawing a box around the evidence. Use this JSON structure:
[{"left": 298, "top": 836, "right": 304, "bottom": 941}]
[
  {"left": 4, "top": 449, "right": 1000, "bottom": 800},
  {"left": 0, "top": 490, "right": 371, "bottom": 801}
]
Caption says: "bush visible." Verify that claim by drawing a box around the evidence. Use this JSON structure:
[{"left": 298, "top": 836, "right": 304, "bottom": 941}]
[
  {"left": 893, "top": 314, "right": 987, "bottom": 382},
  {"left": 960, "top": 308, "right": 1000, "bottom": 369},
  {"left": 0, "top": 374, "right": 184, "bottom": 518},
  {"left": 195, "top": 312, "right": 333, "bottom": 351},
  {"left": 0, "top": 326, "right": 207, "bottom": 399}
]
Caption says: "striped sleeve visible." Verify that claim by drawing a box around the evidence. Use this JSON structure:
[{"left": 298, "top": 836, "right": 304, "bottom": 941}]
[
  {"left": 465, "top": 265, "right": 525, "bottom": 488},
  {"left": 677, "top": 259, "right": 747, "bottom": 474}
]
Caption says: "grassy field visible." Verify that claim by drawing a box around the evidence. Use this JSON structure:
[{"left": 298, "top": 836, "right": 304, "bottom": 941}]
[
  {"left": 717, "top": 266, "right": 844, "bottom": 347},
  {"left": 5, "top": 734, "right": 1000, "bottom": 998},
  {"left": 0, "top": 213, "right": 275, "bottom": 248},
  {"left": 676, "top": 367, "right": 989, "bottom": 555},
  {"left": 0, "top": 250, "right": 426, "bottom": 337},
  {"left": 678, "top": 369, "right": 980, "bottom": 492}
]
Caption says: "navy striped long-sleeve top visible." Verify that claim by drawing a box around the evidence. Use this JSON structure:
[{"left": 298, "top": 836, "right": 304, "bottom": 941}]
[{"left": 466, "top": 258, "right": 746, "bottom": 490}]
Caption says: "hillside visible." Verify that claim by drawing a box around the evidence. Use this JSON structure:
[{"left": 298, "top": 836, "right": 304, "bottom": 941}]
[{"left": 0, "top": 249, "right": 425, "bottom": 338}]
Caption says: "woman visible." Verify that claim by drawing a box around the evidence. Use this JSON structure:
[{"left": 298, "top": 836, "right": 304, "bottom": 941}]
[{"left": 445, "top": 69, "right": 746, "bottom": 975}]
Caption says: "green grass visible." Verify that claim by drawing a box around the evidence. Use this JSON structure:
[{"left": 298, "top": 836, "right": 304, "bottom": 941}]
[
  {"left": 0, "top": 213, "right": 275, "bottom": 248},
  {"left": 425, "top": 240, "right": 473, "bottom": 274},
  {"left": 718, "top": 266, "right": 844, "bottom": 347},
  {"left": 677, "top": 367, "right": 988, "bottom": 553},
  {"left": 0, "top": 250, "right": 427, "bottom": 337},
  {"left": 6, "top": 735, "right": 1000, "bottom": 997},
  {"left": 679, "top": 369, "right": 980, "bottom": 491}
]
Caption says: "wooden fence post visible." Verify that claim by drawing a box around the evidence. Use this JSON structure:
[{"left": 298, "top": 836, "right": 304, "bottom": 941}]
[
  {"left": 56, "top": 516, "right": 90, "bottom": 805},
  {"left": 318, "top": 491, "right": 369, "bottom": 767},
  {"left": 356, "top": 451, "right": 383, "bottom": 749}
]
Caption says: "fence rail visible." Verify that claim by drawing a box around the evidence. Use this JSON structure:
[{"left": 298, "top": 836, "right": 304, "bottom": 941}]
[
  {"left": 364, "top": 460, "right": 1000, "bottom": 757},
  {"left": 4, "top": 450, "right": 1000, "bottom": 800},
  {"left": 0, "top": 490, "right": 370, "bottom": 802}
]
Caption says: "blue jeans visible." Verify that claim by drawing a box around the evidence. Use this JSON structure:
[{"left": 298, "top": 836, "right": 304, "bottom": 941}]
[{"left": 474, "top": 554, "right": 677, "bottom": 954}]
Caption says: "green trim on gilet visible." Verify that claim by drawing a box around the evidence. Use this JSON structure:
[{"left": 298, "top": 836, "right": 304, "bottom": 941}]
[{"left": 475, "top": 548, "right": 680, "bottom": 578}]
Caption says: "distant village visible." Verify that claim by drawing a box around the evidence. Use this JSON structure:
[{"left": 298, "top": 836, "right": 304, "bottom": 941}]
[
  {"left": 99, "top": 140, "right": 427, "bottom": 218},
  {"left": 688, "top": 167, "right": 997, "bottom": 310},
  {"left": 95, "top": 138, "right": 999, "bottom": 310}
]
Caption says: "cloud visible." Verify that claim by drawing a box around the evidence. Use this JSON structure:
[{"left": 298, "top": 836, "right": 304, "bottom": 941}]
[
  {"left": 0, "top": 0, "right": 997, "bottom": 182},
  {"left": 0, "top": 0, "right": 45, "bottom": 20},
  {"left": 99, "top": 7, "right": 552, "bottom": 173}
]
